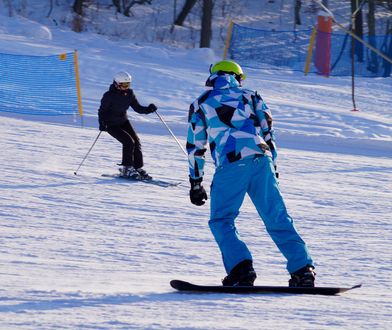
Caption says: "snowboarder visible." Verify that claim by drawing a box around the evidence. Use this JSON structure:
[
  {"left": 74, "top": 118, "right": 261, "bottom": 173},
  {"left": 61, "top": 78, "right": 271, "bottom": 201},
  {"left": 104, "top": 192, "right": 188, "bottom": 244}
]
[
  {"left": 186, "top": 60, "right": 316, "bottom": 287},
  {"left": 98, "top": 71, "right": 157, "bottom": 180}
]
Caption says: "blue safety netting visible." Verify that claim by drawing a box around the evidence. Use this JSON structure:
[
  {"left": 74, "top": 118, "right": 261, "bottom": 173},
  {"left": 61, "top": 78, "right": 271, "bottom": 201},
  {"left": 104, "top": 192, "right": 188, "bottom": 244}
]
[
  {"left": 0, "top": 52, "right": 80, "bottom": 115},
  {"left": 228, "top": 23, "right": 392, "bottom": 77}
]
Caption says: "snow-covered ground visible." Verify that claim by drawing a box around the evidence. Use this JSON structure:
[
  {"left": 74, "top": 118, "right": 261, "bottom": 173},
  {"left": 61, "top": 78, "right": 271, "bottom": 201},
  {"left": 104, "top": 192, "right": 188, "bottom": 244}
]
[{"left": 0, "top": 3, "right": 392, "bottom": 330}]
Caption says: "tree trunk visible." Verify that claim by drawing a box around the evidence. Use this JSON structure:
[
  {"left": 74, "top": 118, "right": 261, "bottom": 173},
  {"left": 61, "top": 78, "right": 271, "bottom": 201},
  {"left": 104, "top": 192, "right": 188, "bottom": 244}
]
[
  {"left": 294, "top": 0, "right": 302, "bottom": 25},
  {"left": 382, "top": 19, "right": 392, "bottom": 77},
  {"left": 351, "top": 0, "right": 364, "bottom": 62},
  {"left": 367, "top": 0, "right": 376, "bottom": 39},
  {"left": 174, "top": 0, "right": 197, "bottom": 26},
  {"left": 72, "top": 0, "right": 84, "bottom": 32},
  {"left": 47, "top": 0, "right": 53, "bottom": 17},
  {"left": 112, "top": 0, "right": 121, "bottom": 13},
  {"left": 73, "top": 0, "right": 83, "bottom": 16},
  {"left": 4, "top": 0, "right": 13, "bottom": 16},
  {"left": 200, "top": 0, "right": 213, "bottom": 48},
  {"left": 367, "top": 0, "right": 378, "bottom": 72}
]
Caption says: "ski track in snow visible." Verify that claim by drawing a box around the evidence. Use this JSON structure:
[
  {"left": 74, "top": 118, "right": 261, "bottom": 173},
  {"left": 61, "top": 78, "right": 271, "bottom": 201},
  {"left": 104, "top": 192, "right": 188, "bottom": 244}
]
[{"left": 0, "top": 116, "right": 391, "bottom": 330}]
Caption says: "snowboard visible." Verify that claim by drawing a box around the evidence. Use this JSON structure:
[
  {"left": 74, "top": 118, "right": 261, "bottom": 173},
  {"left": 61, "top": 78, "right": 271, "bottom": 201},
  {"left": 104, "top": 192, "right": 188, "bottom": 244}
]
[
  {"left": 170, "top": 280, "right": 361, "bottom": 296},
  {"left": 102, "top": 173, "right": 181, "bottom": 188}
]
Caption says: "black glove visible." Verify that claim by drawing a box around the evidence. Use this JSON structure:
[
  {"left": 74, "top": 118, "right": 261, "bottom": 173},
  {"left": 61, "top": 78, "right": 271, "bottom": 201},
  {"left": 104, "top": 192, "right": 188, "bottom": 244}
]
[
  {"left": 99, "top": 119, "right": 107, "bottom": 131},
  {"left": 147, "top": 103, "right": 157, "bottom": 113},
  {"left": 189, "top": 177, "right": 208, "bottom": 206}
]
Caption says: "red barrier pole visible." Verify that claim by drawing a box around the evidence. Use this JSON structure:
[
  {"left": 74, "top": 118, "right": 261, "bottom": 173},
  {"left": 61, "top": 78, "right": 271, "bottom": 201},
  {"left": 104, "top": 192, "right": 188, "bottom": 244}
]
[{"left": 314, "top": 11, "right": 332, "bottom": 77}]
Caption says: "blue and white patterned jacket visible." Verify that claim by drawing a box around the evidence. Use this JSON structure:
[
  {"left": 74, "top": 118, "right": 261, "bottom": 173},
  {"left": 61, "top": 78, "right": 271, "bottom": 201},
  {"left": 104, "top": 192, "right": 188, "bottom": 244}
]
[{"left": 187, "top": 73, "right": 277, "bottom": 179}]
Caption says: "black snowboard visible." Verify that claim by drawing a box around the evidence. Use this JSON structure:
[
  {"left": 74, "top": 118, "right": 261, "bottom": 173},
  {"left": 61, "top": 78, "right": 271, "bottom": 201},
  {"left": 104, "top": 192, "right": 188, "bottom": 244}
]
[{"left": 170, "top": 280, "right": 361, "bottom": 295}]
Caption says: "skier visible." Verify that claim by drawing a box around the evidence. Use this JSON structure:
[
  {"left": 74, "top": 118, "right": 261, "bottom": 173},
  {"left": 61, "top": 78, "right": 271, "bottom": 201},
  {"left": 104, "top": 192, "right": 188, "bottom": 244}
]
[
  {"left": 186, "top": 60, "right": 316, "bottom": 287},
  {"left": 98, "top": 71, "right": 157, "bottom": 180}
]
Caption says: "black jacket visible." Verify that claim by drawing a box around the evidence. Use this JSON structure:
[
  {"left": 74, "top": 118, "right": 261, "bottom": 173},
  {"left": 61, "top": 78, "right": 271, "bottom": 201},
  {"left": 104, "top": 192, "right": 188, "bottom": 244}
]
[{"left": 98, "top": 84, "right": 152, "bottom": 127}]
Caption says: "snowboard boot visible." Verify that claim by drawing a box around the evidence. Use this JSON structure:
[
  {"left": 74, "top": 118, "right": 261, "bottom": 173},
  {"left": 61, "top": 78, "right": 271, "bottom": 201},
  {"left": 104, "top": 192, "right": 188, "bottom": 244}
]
[
  {"left": 222, "top": 260, "right": 257, "bottom": 286},
  {"left": 119, "top": 166, "right": 141, "bottom": 180},
  {"left": 289, "top": 265, "right": 316, "bottom": 287},
  {"left": 136, "top": 167, "right": 152, "bottom": 180}
]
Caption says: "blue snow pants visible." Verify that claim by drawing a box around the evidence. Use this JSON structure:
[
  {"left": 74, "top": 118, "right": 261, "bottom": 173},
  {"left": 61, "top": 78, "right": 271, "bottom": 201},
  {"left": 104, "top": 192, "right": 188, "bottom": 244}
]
[{"left": 209, "top": 155, "right": 314, "bottom": 274}]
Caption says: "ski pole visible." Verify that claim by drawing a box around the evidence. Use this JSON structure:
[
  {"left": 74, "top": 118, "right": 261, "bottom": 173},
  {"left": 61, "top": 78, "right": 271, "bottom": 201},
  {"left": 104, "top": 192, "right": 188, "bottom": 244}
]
[
  {"left": 155, "top": 111, "right": 187, "bottom": 157},
  {"left": 74, "top": 131, "right": 102, "bottom": 175}
]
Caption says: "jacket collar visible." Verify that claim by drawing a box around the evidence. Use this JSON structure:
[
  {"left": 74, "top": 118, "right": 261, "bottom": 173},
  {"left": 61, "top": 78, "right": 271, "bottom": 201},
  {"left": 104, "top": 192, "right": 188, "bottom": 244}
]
[
  {"left": 110, "top": 83, "right": 129, "bottom": 95},
  {"left": 205, "top": 73, "right": 241, "bottom": 89}
]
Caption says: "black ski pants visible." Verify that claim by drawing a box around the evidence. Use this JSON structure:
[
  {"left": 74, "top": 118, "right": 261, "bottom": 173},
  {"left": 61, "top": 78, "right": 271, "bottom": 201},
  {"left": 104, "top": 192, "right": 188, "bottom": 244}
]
[{"left": 107, "top": 120, "right": 143, "bottom": 168}]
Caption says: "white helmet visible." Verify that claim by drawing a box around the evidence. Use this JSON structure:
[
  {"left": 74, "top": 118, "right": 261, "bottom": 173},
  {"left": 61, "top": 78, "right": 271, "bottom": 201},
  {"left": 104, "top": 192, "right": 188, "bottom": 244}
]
[{"left": 113, "top": 71, "right": 132, "bottom": 84}]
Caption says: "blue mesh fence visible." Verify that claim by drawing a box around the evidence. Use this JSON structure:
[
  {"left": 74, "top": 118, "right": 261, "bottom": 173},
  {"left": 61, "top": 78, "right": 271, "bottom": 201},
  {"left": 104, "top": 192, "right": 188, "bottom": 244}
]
[
  {"left": 0, "top": 52, "right": 81, "bottom": 115},
  {"left": 228, "top": 23, "right": 392, "bottom": 77},
  {"left": 329, "top": 32, "right": 392, "bottom": 77}
]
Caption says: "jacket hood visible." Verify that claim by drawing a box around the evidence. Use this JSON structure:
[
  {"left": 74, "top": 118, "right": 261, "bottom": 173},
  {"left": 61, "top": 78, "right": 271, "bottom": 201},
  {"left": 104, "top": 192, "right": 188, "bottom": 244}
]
[{"left": 205, "top": 73, "right": 241, "bottom": 89}]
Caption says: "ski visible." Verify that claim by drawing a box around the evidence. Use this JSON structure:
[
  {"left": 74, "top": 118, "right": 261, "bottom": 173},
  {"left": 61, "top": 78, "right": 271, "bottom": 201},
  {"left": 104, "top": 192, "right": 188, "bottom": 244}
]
[
  {"left": 102, "top": 174, "right": 182, "bottom": 188},
  {"left": 170, "top": 280, "right": 361, "bottom": 296}
]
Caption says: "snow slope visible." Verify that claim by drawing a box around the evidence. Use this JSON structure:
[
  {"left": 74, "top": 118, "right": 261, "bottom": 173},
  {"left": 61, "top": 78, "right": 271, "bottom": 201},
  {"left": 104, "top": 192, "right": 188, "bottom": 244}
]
[{"left": 0, "top": 6, "right": 392, "bottom": 330}]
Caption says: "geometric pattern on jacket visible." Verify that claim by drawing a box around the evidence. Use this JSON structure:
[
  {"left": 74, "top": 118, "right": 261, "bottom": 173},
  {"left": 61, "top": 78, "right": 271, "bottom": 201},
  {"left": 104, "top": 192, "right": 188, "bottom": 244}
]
[{"left": 187, "top": 73, "right": 277, "bottom": 179}]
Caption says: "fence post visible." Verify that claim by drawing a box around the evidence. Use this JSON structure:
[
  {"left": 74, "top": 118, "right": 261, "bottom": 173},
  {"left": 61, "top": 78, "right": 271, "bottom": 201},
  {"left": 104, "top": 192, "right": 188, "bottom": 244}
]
[
  {"left": 304, "top": 26, "right": 317, "bottom": 75},
  {"left": 223, "top": 20, "right": 234, "bottom": 60},
  {"left": 314, "top": 11, "right": 332, "bottom": 77},
  {"left": 73, "top": 50, "right": 83, "bottom": 117}
]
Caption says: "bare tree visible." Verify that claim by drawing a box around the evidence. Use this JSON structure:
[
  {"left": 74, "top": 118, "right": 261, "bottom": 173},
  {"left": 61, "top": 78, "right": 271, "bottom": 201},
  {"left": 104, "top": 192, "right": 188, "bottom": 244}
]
[
  {"left": 294, "top": 0, "right": 302, "bottom": 25},
  {"left": 367, "top": 0, "right": 378, "bottom": 72},
  {"left": 112, "top": 0, "right": 152, "bottom": 17},
  {"left": 368, "top": 0, "right": 376, "bottom": 36},
  {"left": 200, "top": 0, "right": 213, "bottom": 47},
  {"left": 174, "top": 0, "right": 197, "bottom": 26},
  {"left": 351, "top": 0, "right": 364, "bottom": 62},
  {"left": 47, "top": 0, "right": 54, "bottom": 17},
  {"left": 4, "top": 0, "right": 13, "bottom": 16},
  {"left": 71, "top": 0, "right": 84, "bottom": 32},
  {"left": 383, "top": 19, "right": 392, "bottom": 77},
  {"left": 73, "top": 0, "right": 84, "bottom": 16}
]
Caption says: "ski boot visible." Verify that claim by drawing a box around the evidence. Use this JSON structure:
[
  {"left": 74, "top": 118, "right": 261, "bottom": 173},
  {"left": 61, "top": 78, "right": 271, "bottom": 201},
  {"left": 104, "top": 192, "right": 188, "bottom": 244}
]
[
  {"left": 119, "top": 166, "right": 141, "bottom": 180},
  {"left": 136, "top": 167, "right": 152, "bottom": 180},
  {"left": 222, "top": 260, "right": 257, "bottom": 286},
  {"left": 289, "top": 265, "right": 316, "bottom": 287}
]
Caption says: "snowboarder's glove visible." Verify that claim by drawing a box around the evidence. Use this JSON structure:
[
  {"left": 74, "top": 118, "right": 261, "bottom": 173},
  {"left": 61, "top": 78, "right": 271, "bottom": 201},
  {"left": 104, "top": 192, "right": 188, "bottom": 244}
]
[
  {"left": 99, "top": 119, "right": 107, "bottom": 131},
  {"left": 147, "top": 103, "right": 157, "bottom": 113},
  {"left": 189, "top": 176, "right": 208, "bottom": 206}
]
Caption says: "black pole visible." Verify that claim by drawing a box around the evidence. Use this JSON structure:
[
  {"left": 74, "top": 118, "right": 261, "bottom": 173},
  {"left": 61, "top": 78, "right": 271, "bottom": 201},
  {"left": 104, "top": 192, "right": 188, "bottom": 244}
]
[{"left": 74, "top": 131, "right": 102, "bottom": 175}]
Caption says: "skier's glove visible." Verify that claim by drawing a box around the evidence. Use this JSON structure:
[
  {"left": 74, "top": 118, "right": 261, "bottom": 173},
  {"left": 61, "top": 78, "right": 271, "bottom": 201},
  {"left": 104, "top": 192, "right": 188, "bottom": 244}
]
[
  {"left": 189, "top": 176, "right": 208, "bottom": 206},
  {"left": 147, "top": 103, "right": 157, "bottom": 113},
  {"left": 99, "top": 119, "right": 107, "bottom": 131}
]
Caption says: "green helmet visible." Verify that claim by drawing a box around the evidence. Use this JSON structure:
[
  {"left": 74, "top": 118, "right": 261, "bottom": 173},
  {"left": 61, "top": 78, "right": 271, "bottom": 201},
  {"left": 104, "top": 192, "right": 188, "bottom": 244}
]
[{"left": 210, "top": 60, "right": 246, "bottom": 80}]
